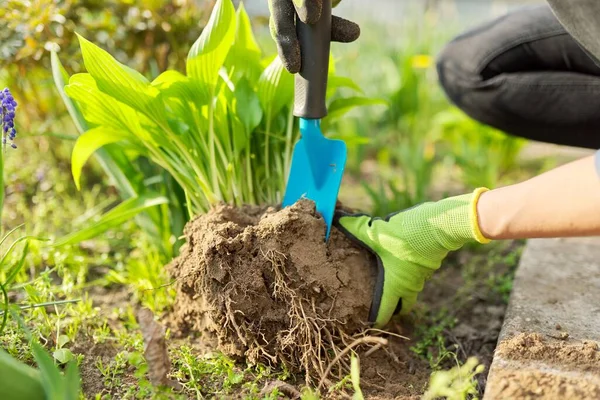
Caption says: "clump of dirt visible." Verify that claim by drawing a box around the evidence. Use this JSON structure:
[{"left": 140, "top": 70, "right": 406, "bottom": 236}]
[
  {"left": 167, "top": 200, "right": 376, "bottom": 384},
  {"left": 487, "top": 333, "right": 600, "bottom": 400}
]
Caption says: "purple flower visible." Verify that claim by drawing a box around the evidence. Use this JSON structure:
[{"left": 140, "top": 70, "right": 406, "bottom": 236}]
[{"left": 0, "top": 88, "right": 17, "bottom": 150}]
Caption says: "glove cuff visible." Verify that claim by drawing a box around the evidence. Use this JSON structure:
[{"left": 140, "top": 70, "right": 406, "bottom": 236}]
[
  {"left": 431, "top": 187, "right": 491, "bottom": 250},
  {"left": 471, "top": 187, "right": 491, "bottom": 244}
]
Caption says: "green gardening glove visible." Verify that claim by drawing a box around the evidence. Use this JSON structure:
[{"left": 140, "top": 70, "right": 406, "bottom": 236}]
[
  {"left": 268, "top": 0, "right": 360, "bottom": 73},
  {"left": 334, "top": 188, "right": 491, "bottom": 328}
]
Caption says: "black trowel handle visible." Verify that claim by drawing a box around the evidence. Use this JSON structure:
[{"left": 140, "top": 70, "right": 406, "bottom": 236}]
[{"left": 293, "top": 0, "right": 331, "bottom": 119}]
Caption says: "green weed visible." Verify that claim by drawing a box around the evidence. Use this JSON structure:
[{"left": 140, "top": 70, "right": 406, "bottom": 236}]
[
  {"left": 411, "top": 309, "right": 458, "bottom": 370},
  {"left": 169, "top": 345, "right": 285, "bottom": 398},
  {"left": 422, "top": 357, "right": 485, "bottom": 400},
  {"left": 484, "top": 243, "right": 524, "bottom": 304}
]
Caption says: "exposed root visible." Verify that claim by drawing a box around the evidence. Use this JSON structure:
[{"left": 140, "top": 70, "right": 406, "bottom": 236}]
[{"left": 318, "top": 336, "right": 389, "bottom": 390}]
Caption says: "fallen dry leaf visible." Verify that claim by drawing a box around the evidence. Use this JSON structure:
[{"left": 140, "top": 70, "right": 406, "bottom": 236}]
[{"left": 137, "top": 307, "right": 181, "bottom": 390}]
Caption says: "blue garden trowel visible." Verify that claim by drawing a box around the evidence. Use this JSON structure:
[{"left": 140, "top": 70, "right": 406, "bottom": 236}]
[{"left": 282, "top": 0, "right": 347, "bottom": 241}]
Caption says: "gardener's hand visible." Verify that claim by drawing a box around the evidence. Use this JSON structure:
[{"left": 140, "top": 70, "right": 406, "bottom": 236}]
[
  {"left": 334, "top": 189, "right": 491, "bottom": 328},
  {"left": 268, "top": 0, "right": 360, "bottom": 73}
]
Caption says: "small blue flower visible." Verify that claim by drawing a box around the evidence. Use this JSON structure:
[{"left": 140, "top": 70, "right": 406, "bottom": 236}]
[{"left": 0, "top": 88, "right": 17, "bottom": 150}]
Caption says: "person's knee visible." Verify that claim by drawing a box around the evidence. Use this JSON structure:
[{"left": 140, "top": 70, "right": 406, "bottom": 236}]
[{"left": 436, "top": 38, "right": 480, "bottom": 107}]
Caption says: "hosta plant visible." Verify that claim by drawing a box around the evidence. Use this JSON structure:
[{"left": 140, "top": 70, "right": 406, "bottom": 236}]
[{"left": 53, "top": 0, "right": 378, "bottom": 253}]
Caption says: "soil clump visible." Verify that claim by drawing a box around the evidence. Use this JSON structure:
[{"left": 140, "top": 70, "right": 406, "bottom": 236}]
[{"left": 168, "top": 200, "right": 376, "bottom": 383}]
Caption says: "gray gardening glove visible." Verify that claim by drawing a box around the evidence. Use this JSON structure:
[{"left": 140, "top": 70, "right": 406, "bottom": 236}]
[{"left": 268, "top": 0, "right": 360, "bottom": 73}]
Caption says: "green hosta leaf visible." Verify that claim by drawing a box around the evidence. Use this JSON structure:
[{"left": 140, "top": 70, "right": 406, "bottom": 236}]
[
  {"left": 187, "top": 0, "right": 236, "bottom": 92},
  {"left": 257, "top": 56, "right": 294, "bottom": 118},
  {"left": 152, "top": 70, "right": 208, "bottom": 134},
  {"left": 226, "top": 2, "right": 262, "bottom": 82},
  {"left": 152, "top": 70, "right": 208, "bottom": 105},
  {"left": 72, "top": 127, "right": 133, "bottom": 190},
  {"left": 51, "top": 51, "right": 87, "bottom": 134},
  {"left": 151, "top": 70, "right": 188, "bottom": 87},
  {"left": 230, "top": 113, "right": 247, "bottom": 157},
  {"left": 77, "top": 34, "right": 164, "bottom": 120},
  {"left": 234, "top": 78, "right": 262, "bottom": 134},
  {"left": 52, "top": 194, "right": 169, "bottom": 247},
  {"left": 53, "top": 51, "right": 139, "bottom": 200},
  {"left": 234, "top": 2, "right": 260, "bottom": 54},
  {"left": 214, "top": 89, "right": 233, "bottom": 156},
  {"left": 65, "top": 74, "right": 143, "bottom": 135},
  {"left": 326, "top": 76, "right": 364, "bottom": 97},
  {"left": 326, "top": 96, "right": 388, "bottom": 121}
]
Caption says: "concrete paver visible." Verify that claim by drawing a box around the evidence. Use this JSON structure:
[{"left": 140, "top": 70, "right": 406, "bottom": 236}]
[{"left": 484, "top": 238, "right": 600, "bottom": 400}]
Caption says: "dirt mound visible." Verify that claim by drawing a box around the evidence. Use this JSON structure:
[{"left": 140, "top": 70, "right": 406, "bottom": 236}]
[{"left": 167, "top": 200, "right": 376, "bottom": 384}]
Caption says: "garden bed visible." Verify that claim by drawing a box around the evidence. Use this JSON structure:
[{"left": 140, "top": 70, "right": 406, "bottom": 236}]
[{"left": 69, "top": 200, "right": 522, "bottom": 399}]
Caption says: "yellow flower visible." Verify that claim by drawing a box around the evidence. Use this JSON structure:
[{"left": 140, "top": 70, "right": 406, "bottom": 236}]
[
  {"left": 424, "top": 142, "right": 435, "bottom": 161},
  {"left": 411, "top": 54, "right": 433, "bottom": 69}
]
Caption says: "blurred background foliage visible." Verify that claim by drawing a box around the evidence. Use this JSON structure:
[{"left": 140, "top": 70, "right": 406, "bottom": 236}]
[{"left": 1, "top": 0, "right": 214, "bottom": 132}]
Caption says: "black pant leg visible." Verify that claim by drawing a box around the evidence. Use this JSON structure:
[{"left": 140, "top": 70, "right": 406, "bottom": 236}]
[{"left": 436, "top": 5, "right": 600, "bottom": 149}]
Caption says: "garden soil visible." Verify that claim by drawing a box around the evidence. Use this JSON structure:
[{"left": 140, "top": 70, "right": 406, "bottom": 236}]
[{"left": 74, "top": 201, "right": 521, "bottom": 398}]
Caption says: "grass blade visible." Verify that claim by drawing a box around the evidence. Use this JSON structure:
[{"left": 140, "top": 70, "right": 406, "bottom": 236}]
[
  {"left": 0, "top": 224, "right": 24, "bottom": 248},
  {"left": 31, "top": 342, "right": 63, "bottom": 400},
  {"left": 51, "top": 51, "right": 87, "bottom": 135},
  {"left": 52, "top": 194, "right": 169, "bottom": 247},
  {"left": 3, "top": 241, "right": 30, "bottom": 287},
  {"left": 64, "top": 361, "right": 81, "bottom": 400},
  {"left": 0, "top": 282, "right": 7, "bottom": 335}
]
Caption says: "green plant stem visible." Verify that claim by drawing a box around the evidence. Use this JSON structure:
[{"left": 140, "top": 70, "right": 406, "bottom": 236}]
[
  {"left": 0, "top": 299, "right": 81, "bottom": 315},
  {"left": 264, "top": 115, "right": 272, "bottom": 202},
  {"left": 245, "top": 144, "right": 255, "bottom": 204},
  {"left": 283, "top": 107, "right": 295, "bottom": 188},
  {"left": 208, "top": 98, "right": 222, "bottom": 201}
]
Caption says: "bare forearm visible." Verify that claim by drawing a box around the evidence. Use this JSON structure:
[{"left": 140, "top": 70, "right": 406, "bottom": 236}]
[{"left": 477, "top": 155, "right": 600, "bottom": 240}]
